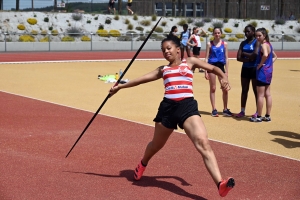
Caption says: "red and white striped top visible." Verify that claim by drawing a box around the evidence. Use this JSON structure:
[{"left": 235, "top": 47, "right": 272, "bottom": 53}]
[{"left": 162, "top": 63, "right": 194, "bottom": 101}]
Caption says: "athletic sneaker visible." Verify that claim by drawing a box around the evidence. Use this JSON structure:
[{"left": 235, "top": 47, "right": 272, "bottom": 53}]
[
  {"left": 134, "top": 160, "right": 146, "bottom": 180},
  {"left": 252, "top": 112, "right": 258, "bottom": 118},
  {"left": 235, "top": 111, "right": 245, "bottom": 118},
  {"left": 218, "top": 177, "right": 235, "bottom": 197},
  {"left": 223, "top": 109, "right": 233, "bottom": 116},
  {"left": 250, "top": 116, "right": 262, "bottom": 122},
  {"left": 262, "top": 116, "right": 271, "bottom": 122},
  {"left": 211, "top": 109, "right": 219, "bottom": 117}
]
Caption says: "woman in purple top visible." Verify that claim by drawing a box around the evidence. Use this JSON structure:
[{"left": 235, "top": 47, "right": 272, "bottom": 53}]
[
  {"left": 204, "top": 27, "right": 232, "bottom": 117},
  {"left": 250, "top": 28, "right": 277, "bottom": 122}
]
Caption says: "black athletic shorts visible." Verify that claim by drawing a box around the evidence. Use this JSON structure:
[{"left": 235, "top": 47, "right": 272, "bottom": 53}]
[
  {"left": 127, "top": 3, "right": 132, "bottom": 6},
  {"left": 208, "top": 62, "right": 225, "bottom": 73},
  {"left": 193, "top": 47, "right": 201, "bottom": 56},
  {"left": 257, "top": 80, "right": 270, "bottom": 86},
  {"left": 153, "top": 97, "right": 200, "bottom": 130},
  {"left": 241, "top": 67, "right": 256, "bottom": 79}
]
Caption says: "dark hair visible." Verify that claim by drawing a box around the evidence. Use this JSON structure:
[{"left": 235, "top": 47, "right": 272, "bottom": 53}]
[
  {"left": 169, "top": 26, "right": 177, "bottom": 36},
  {"left": 161, "top": 35, "right": 181, "bottom": 48},
  {"left": 244, "top": 24, "right": 255, "bottom": 33},
  {"left": 183, "top": 24, "right": 188, "bottom": 29},
  {"left": 192, "top": 27, "right": 198, "bottom": 32},
  {"left": 256, "top": 27, "right": 269, "bottom": 42},
  {"left": 213, "top": 27, "right": 222, "bottom": 34},
  {"left": 171, "top": 26, "right": 177, "bottom": 32}
]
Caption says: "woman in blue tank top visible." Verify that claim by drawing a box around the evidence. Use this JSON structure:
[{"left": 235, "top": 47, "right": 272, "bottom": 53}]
[
  {"left": 250, "top": 28, "right": 277, "bottom": 122},
  {"left": 179, "top": 24, "right": 191, "bottom": 61},
  {"left": 204, "top": 27, "right": 232, "bottom": 117},
  {"left": 236, "top": 25, "right": 260, "bottom": 118}
]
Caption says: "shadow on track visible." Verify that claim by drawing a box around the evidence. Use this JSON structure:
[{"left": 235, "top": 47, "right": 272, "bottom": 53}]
[{"left": 64, "top": 170, "right": 207, "bottom": 200}]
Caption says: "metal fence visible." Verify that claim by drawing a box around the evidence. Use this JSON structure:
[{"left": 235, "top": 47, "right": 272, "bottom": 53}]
[{"left": 0, "top": 32, "right": 299, "bottom": 52}]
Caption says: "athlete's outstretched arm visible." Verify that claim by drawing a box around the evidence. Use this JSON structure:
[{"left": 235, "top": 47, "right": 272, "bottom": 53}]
[{"left": 109, "top": 66, "right": 163, "bottom": 97}]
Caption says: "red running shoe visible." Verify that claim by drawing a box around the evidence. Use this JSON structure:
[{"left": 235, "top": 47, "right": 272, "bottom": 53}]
[
  {"left": 218, "top": 177, "right": 235, "bottom": 197},
  {"left": 134, "top": 160, "right": 146, "bottom": 180}
]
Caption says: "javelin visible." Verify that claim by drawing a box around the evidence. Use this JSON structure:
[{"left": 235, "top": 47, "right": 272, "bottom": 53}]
[{"left": 66, "top": 17, "right": 162, "bottom": 158}]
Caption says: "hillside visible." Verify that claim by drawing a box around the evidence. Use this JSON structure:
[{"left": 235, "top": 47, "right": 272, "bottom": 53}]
[{"left": 0, "top": 11, "right": 299, "bottom": 43}]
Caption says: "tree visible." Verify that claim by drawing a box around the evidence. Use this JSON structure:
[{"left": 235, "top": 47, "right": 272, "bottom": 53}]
[
  {"left": 178, "top": 0, "right": 182, "bottom": 16},
  {"left": 280, "top": 0, "right": 284, "bottom": 17},
  {"left": 118, "top": 0, "right": 122, "bottom": 15},
  {"left": 172, "top": 0, "right": 176, "bottom": 17},
  {"left": 31, "top": 0, "right": 34, "bottom": 11},
  {"left": 16, "top": 0, "right": 20, "bottom": 11},
  {"left": 225, "top": 0, "right": 229, "bottom": 18},
  {"left": 54, "top": 0, "right": 57, "bottom": 11},
  {"left": 0, "top": 0, "right": 3, "bottom": 10}
]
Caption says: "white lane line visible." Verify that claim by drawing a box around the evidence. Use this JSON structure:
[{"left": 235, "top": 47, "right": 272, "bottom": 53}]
[{"left": 0, "top": 57, "right": 299, "bottom": 64}]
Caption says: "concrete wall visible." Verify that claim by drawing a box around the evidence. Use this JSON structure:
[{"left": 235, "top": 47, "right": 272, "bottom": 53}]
[{"left": 0, "top": 41, "right": 299, "bottom": 52}]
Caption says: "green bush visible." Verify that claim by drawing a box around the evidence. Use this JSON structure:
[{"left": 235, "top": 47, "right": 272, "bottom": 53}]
[
  {"left": 282, "top": 35, "right": 296, "bottom": 42},
  {"left": 235, "top": 33, "right": 245, "bottom": 39},
  {"left": 194, "top": 21, "right": 204, "bottom": 27},
  {"left": 31, "top": 30, "right": 38, "bottom": 35},
  {"left": 127, "top": 23, "right": 133, "bottom": 30},
  {"left": 98, "top": 24, "right": 104, "bottom": 30},
  {"left": 114, "top": 15, "right": 119, "bottom": 20},
  {"left": 275, "top": 17, "right": 286, "bottom": 25},
  {"left": 154, "top": 26, "right": 163, "bottom": 33},
  {"left": 187, "top": 18, "right": 193, "bottom": 24},
  {"left": 228, "top": 37, "right": 239, "bottom": 42},
  {"left": 125, "top": 18, "right": 130, "bottom": 24},
  {"left": 140, "top": 20, "right": 151, "bottom": 26},
  {"left": 105, "top": 18, "right": 111, "bottom": 24},
  {"left": 289, "top": 25, "right": 293, "bottom": 29},
  {"left": 161, "top": 21, "right": 167, "bottom": 26},
  {"left": 208, "top": 27, "right": 214, "bottom": 32},
  {"left": 40, "top": 37, "right": 49, "bottom": 42},
  {"left": 19, "top": 35, "right": 35, "bottom": 42},
  {"left": 62, "top": 36, "right": 75, "bottom": 42},
  {"left": 223, "top": 18, "right": 228, "bottom": 23},
  {"left": 41, "top": 30, "right": 48, "bottom": 35},
  {"left": 72, "top": 13, "right": 82, "bottom": 21},
  {"left": 67, "top": 27, "right": 83, "bottom": 37},
  {"left": 249, "top": 21, "right": 257, "bottom": 27},
  {"left": 27, "top": 18, "right": 37, "bottom": 25},
  {"left": 177, "top": 19, "right": 187, "bottom": 26},
  {"left": 133, "top": 14, "right": 138, "bottom": 21},
  {"left": 44, "top": 17, "right": 49, "bottom": 22},
  {"left": 136, "top": 26, "right": 144, "bottom": 31},
  {"left": 224, "top": 28, "right": 232, "bottom": 33},
  {"left": 51, "top": 30, "right": 58, "bottom": 36},
  {"left": 151, "top": 15, "right": 157, "bottom": 21},
  {"left": 97, "top": 29, "right": 109, "bottom": 37},
  {"left": 81, "top": 36, "right": 91, "bottom": 41},
  {"left": 87, "top": 20, "right": 91, "bottom": 24},
  {"left": 212, "top": 21, "right": 223, "bottom": 28},
  {"left": 17, "top": 24, "right": 26, "bottom": 30},
  {"left": 126, "top": 31, "right": 140, "bottom": 38},
  {"left": 203, "top": 18, "right": 212, "bottom": 23},
  {"left": 109, "top": 30, "right": 121, "bottom": 37}
]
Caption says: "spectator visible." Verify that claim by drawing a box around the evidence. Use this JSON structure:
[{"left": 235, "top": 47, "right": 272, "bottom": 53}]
[{"left": 127, "top": 0, "right": 134, "bottom": 15}]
